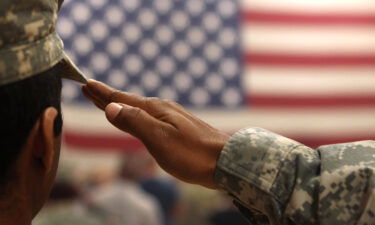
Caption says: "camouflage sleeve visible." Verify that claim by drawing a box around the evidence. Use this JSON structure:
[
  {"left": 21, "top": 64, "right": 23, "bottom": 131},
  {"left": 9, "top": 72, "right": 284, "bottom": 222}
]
[{"left": 214, "top": 127, "right": 375, "bottom": 225}]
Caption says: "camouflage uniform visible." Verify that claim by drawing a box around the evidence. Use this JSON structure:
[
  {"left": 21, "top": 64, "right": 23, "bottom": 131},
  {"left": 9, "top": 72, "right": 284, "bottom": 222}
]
[
  {"left": 214, "top": 128, "right": 375, "bottom": 225},
  {"left": 0, "top": 0, "right": 86, "bottom": 86}
]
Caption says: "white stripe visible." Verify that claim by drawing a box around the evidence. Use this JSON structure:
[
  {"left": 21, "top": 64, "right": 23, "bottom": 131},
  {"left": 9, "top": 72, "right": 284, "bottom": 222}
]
[
  {"left": 63, "top": 104, "right": 375, "bottom": 137},
  {"left": 244, "top": 66, "right": 375, "bottom": 96},
  {"left": 198, "top": 108, "right": 375, "bottom": 137},
  {"left": 243, "top": 24, "right": 375, "bottom": 55},
  {"left": 60, "top": 145, "right": 120, "bottom": 171},
  {"left": 63, "top": 104, "right": 127, "bottom": 135},
  {"left": 242, "top": 0, "right": 375, "bottom": 14}
]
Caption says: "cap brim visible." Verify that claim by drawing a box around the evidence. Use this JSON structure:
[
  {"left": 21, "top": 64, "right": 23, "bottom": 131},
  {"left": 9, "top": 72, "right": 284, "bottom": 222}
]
[{"left": 59, "top": 53, "right": 88, "bottom": 84}]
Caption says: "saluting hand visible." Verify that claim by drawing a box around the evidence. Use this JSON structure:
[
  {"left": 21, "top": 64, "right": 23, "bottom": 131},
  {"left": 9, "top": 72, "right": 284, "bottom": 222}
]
[{"left": 82, "top": 80, "right": 229, "bottom": 189}]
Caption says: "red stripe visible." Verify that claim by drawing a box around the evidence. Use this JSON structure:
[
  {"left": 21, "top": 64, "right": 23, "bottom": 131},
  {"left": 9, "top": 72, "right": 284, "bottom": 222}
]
[
  {"left": 242, "top": 10, "right": 375, "bottom": 25},
  {"left": 63, "top": 132, "right": 144, "bottom": 152},
  {"left": 63, "top": 130, "right": 374, "bottom": 151},
  {"left": 247, "top": 95, "right": 375, "bottom": 108},
  {"left": 245, "top": 53, "right": 375, "bottom": 66}
]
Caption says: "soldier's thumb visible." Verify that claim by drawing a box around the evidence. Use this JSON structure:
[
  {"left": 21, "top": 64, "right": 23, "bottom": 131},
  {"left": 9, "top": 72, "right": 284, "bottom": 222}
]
[{"left": 105, "top": 103, "right": 159, "bottom": 141}]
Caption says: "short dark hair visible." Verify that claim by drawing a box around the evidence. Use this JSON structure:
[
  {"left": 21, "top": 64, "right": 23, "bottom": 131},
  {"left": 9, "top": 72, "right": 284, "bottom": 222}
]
[{"left": 0, "top": 64, "right": 63, "bottom": 182}]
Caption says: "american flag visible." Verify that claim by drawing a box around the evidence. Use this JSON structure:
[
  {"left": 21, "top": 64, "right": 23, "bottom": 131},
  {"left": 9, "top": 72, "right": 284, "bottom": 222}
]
[{"left": 58, "top": 0, "right": 375, "bottom": 152}]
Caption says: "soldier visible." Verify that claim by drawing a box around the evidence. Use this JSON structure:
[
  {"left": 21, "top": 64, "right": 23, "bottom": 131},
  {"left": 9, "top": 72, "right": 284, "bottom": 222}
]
[
  {"left": 83, "top": 80, "right": 375, "bottom": 225},
  {"left": 0, "top": 0, "right": 86, "bottom": 224}
]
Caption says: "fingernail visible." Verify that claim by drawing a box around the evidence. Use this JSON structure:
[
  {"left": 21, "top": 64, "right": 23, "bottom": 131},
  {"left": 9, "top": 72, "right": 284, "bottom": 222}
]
[
  {"left": 86, "top": 79, "right": 114, "bottom": 96},
  {"left": 105, "top": 103, "right": 123, "bottom": 120},
  {"left": 86, "top": 79, "right": 102, "bottom": 89},
  {"left": 87, "top": 79, "right": 98, "bottom": 84}
]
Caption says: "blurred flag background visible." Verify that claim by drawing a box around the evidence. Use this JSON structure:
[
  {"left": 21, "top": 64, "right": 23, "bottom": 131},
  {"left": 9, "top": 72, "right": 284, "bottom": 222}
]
[
  {"left": 33, "top": 0, "right": 375, "bottom": 224},
  {"left": 58, "top": 0, "right": 375, "bottom": 155}
]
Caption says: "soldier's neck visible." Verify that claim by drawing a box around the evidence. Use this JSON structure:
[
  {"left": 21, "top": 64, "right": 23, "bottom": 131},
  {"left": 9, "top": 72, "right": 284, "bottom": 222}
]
[
  {"left": 0, "top": 193, "right": 32, "bottom": 225},
  {"left": 0, "top": 215, "right": 31, "bottom": 225}
]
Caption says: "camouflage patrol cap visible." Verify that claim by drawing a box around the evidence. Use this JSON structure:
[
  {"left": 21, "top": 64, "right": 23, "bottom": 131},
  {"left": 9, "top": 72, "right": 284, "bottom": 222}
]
[{"left": 0, "top": 0, "right": 87, "bottom": 86}]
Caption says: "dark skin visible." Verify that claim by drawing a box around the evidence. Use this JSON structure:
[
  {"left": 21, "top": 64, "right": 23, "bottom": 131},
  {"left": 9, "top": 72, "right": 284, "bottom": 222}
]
[
  {"left": 82, "top": 80, "right": 230, "bottom": 189},
  {"left": 0, "top": 107, "right": 61, "bottom": 225}
]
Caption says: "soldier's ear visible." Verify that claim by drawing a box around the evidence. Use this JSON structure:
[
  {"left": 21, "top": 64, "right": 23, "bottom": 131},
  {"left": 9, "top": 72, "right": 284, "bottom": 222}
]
[{"left": 30, "top": 107, "right": 59, "bottom": 173}]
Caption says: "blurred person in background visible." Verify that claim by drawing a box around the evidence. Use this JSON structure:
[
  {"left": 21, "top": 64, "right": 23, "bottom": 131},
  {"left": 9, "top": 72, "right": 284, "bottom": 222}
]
[
  {"left": 85, "top": 152, "right": 162, "bottom": 225},
  {"left": 82, "top": 80, "right": 375, "bottom": 225},
  {"left": 33, "top": 180, "right": 101, "bottom": 225},
  {"left": 136, "top": 150, "right": 180, "bottom": 225},
  {"left": 207, "top": 195, "right": 249, "bottom": 225},
  {"left": 0, "top": 0, "right": 86, "bottom": 224},
  {"left": 86, "top": 166, "right": 116, "bottom": 190}
]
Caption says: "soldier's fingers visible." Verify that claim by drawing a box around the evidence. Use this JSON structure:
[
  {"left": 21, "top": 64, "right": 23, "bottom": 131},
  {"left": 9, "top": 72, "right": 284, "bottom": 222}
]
[
  {"left": 105, "top": 102, "right": 171, "bottom": 145},
  {"left": 85, "top": 79, "right": 147, "bottom": 110},
  {"left": 82, "top": 85, "right": 107, "bottom": 110}
]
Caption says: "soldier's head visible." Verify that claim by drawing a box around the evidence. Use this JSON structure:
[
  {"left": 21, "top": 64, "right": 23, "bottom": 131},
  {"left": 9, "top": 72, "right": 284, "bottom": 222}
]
[
  {"left": 0, "top": 64, "right": 63, "bottom": 219},
  {"left": 0, "top": 0, "right": 86, "bottom": 222}
]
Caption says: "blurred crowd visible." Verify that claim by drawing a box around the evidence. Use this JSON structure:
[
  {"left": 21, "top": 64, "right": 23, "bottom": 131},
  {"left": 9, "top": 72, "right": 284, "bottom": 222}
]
[{"left": 33, "top": 149, "right": 248, "bottom": 225}]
